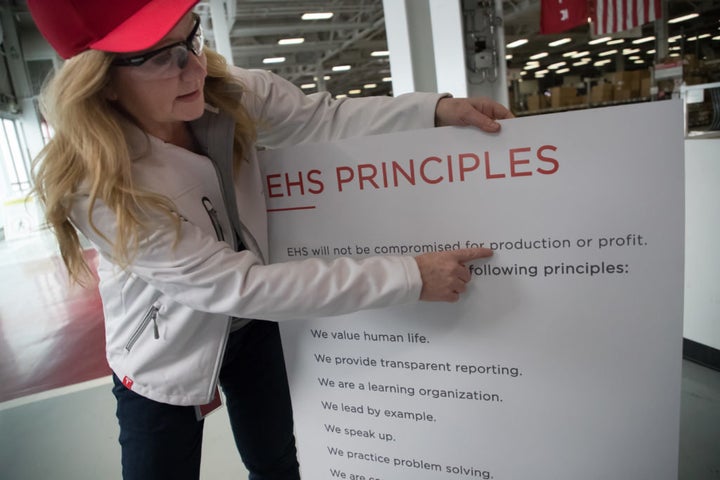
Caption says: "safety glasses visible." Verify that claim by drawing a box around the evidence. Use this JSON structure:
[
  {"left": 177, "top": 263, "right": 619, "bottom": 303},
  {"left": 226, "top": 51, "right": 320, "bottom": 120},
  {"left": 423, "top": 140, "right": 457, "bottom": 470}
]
[{"left": 112, "top": 15, "right": 204, "bottom": 80}]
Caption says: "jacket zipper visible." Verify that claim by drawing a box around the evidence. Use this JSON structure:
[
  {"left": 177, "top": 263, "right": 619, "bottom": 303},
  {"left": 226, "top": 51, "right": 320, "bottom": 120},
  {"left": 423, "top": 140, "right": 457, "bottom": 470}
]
[
  {"left": 200, "top": 120, "right": 260, "bottom": 402},
  {"left": 204, "top": 150, "right": 242, "bottom": 402},
  {"left": 125, "top": 305, "right": 159, "bottom": 352},
  {"left": 206, "top": 154, "right": 267, "bottom": 263},
  {"left": 202, "top": 197, "right": 225, "bottom": 242},
  {"left": 207, "top": 319, "right": 233, "bottom": 401},
  {"left": 203, "top": 190, "right": 233, "bottom": 402}
]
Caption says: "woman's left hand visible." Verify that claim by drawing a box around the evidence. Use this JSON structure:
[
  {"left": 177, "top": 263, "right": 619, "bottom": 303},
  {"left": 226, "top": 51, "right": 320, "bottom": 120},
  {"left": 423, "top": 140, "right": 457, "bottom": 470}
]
[{"left": 435, "top": 96, "right": 514, "bottom": 133}]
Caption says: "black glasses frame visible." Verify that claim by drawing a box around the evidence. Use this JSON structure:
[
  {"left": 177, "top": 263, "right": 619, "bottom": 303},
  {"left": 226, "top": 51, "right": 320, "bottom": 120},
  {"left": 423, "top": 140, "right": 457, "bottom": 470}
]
[{"left": 112, "top": 15, "right": 202, "bottom": 67}]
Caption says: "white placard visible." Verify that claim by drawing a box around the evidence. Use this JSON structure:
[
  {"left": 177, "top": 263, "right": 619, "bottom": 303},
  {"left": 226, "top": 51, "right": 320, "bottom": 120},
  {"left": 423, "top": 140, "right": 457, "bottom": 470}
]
[{"left": 259, "top": 101, "right": 685, "bottom": 480}]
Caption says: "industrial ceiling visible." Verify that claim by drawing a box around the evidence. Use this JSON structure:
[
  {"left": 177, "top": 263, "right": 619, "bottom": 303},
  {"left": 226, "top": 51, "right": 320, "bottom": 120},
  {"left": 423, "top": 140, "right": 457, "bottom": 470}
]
[
  {"left": 4, "top": 0, "right": 720, "bottom": 100},
  {"left": 194, "top": 0, "right": 720, "bottom": 97}
]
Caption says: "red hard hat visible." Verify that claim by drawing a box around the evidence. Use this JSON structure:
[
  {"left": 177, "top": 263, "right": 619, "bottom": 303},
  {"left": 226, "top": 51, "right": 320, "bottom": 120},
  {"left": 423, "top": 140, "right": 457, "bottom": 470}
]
[{"left": 27, "top": 0, "right": 199, "bottom": 59}]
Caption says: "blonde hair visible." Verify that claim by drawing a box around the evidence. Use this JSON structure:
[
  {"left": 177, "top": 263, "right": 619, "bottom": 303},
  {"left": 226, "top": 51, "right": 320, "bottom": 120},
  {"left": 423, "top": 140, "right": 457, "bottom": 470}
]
[{"left": 33, "top": 48, "right": 256, "bottom": 284}]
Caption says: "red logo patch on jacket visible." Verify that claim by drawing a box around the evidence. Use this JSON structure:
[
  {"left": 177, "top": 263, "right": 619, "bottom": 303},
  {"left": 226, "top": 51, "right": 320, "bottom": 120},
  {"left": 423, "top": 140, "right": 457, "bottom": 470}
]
[{"left": 122, "top": 376, "right": 134, "bottom": 389}]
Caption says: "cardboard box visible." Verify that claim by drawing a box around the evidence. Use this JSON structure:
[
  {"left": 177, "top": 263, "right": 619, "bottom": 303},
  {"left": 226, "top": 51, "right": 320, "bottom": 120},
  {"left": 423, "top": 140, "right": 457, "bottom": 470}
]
[
  {"left": 612, "top": 71, "right": 641, "bottom": 97},
  {"left": 590, "top": 84, "right": 613, "bottom": 103},
  {"left": 549, "top": 86, "right": 578, "bottom": 108},
  {"left": 612, "top": 71, "right": 632, "bottom": 88},
  {"left": 640, "top": 77, "right": 651, "bottom": 97},
  {"left": 683, "top": 54, "right": 700, "bottom": 71},
  {"left": 526, "top": 93, "right": 548, "bottom": 111},
  {"left": 613, "top": 87, "right": 632, "bottom": 102}
]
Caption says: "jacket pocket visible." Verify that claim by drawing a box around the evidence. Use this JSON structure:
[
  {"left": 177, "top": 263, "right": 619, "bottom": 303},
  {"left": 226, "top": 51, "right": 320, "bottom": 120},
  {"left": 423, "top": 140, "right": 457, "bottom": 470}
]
[{"left": 125, "top": 305, "right": 160, "bottom": 352}]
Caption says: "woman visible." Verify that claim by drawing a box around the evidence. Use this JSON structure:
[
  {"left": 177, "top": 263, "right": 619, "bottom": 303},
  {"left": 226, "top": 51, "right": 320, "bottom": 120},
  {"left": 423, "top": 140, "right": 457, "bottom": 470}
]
[{"left": 27, "top": 1, "right": 513, "bottom": 479}]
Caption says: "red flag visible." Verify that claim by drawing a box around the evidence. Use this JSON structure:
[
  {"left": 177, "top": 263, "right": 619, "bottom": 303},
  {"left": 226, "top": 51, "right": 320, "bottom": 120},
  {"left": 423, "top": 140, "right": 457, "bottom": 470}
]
[
  {"left": 541, "top": 0, "right": 589, "bottom": 34},
  {"left": 592, "top": 0, "right": 662, "bottom": 35}
]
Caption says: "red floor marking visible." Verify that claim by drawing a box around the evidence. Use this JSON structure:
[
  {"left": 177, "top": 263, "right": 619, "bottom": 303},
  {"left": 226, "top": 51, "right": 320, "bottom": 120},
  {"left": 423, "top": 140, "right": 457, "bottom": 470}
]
[{"left": 0, "top": 249, "right": 110, "bottom": 403}]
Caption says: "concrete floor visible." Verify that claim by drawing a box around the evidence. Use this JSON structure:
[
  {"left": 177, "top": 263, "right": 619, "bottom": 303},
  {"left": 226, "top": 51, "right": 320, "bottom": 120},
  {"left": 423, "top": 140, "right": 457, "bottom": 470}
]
[{"left": 678, "top": 360, "right": 720, "bottom": 480}]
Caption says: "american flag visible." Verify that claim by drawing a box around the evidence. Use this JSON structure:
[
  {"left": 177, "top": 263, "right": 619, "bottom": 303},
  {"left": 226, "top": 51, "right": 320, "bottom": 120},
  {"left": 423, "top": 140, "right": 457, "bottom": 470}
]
[{"left": 592, "top": 0, "right": 662, "bottom": 35}]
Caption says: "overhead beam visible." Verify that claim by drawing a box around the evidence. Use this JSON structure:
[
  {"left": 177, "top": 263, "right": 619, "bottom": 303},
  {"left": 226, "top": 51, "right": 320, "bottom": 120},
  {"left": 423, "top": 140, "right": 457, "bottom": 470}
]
[
  {"left": 285, "top": 15, "right": 385, "bottom": 82},
  {"left": 230, "top": 21, "right": 374, "bottom": 37},
  {"left": 232, "top": 39, "right": 386, "bottom": 56}
]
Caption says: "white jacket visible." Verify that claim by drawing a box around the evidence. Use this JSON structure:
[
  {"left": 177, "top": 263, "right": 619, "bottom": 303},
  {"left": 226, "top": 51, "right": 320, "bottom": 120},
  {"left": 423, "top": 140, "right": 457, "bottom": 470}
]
[{"left": 70, "top": 67, "right": 444, "bottom": 405}]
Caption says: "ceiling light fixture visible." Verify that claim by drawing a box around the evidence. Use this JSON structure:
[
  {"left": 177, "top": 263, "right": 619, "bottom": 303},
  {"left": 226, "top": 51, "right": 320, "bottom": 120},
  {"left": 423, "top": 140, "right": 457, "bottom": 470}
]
[
  {"left": 332, "top": 65, "right": 351, "bottom": 72},
  {"left": 348, "top": 89, "right": 362, "bottom": 95},
  {"left": 363, "top": 83, "right": 377, "bottom": 89},
  {"left": 598, "top": 49, "right": 618, "bottom": 56},
  {"left": 263, "top": 57, "right": 286, "bottom": 64},
  {"left": 589, "top": 36, "right": 611, "bottom": 45},
  {"left": 607, "top": 39, "right": 625, "bottom": 45},
  {"left": 668, "top": 13, "right": 699, "bottom": 24},
  {"left": 278, "top": 38, "right": 304, "bottom": 45},
  {"left": 530, "top": 52, "right": 549, "bottom": 60},
  {"left": 548, "top": 38, "right": 572, "bottom": 47},
  {"left": 382, "top": 77, "right": 392, "bottom": 82},
  {"left": 301, "top": 83, "right": 316, "bottom": 89},
  {"left": 506, "top": 39, "right": 528, "bottom": 48},
  {"left": 556, "top": 68, "right": 570, "bottom": 74},
  {"left": 302, "top": 12, "right": 334, "bottom": 20},
  {"left": 548, "top": 62, "right": 567, "bottom": 69},
  {"left": 572, "top": 51, "right": 591, "bottom": 58},
  {"left": 632, "top": 36, "right": 655, "bottom": 44},
  {"left": 371, "top": 50, "right": 389, "bottom": 57}
]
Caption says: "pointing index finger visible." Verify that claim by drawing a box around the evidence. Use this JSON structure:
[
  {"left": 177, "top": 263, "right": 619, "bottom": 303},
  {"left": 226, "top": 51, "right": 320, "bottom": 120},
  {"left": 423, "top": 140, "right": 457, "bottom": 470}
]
[{"left": 451, "top": 247, "right": 494, "bottom": 262}]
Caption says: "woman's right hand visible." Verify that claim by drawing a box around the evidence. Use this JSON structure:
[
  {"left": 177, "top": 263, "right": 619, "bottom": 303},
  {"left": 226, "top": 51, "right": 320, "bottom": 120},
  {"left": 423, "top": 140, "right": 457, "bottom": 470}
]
[{"left": 415, "top": 248, "right": 493, "bottom": 302}]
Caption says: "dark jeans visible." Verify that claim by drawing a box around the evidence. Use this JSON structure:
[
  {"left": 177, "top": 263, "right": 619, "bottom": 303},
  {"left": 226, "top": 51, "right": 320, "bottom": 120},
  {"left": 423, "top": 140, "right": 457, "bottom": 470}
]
[{"left": 112, "top": 320, "right": 300, "bottom": 480}]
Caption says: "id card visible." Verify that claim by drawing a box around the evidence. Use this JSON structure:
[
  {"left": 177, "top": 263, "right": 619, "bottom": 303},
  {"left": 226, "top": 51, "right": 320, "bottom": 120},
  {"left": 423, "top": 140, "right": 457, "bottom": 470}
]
[{"left": 194, "top": 387, "right": 223, "bottom": 421}]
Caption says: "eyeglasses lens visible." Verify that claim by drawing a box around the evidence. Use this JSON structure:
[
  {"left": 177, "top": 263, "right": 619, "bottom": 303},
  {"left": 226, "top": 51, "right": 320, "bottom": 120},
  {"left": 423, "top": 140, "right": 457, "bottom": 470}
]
[
  {"left": 191, "top": 23, "right": 204, "bottom": 56},
  {"left": 116, "top": 19, "right": 204, "bottom": 80}
]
